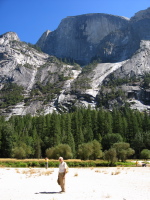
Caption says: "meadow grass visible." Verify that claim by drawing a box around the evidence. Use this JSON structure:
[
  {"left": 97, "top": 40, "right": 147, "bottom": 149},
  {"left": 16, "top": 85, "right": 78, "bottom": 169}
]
[{"left": 0, "top": 158, "right": 137, "bottom": 168}]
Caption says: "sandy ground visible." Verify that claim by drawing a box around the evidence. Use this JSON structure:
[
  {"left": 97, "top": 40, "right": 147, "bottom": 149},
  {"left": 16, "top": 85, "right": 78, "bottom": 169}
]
[{"left": 0, "top": 166, "right": 150, "bottom": 200}]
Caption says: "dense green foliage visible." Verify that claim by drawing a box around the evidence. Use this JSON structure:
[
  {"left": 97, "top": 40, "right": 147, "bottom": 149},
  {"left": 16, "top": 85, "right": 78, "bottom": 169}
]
[
  {"left": 46, "top": 144, "right": 73, "bottom": 159},
  {"left": 104, "top": 142, "right": 135, "bottom": 164},
  {"left": 77, "top": 140, "right": 102, "bottom": 160},
  {"left": 0, "top": 83, "right": 24, "bottom": 108},
  {"left": 142, "top": 73, "right": 150, "bottom": 89},
  {"left": 97, "top": 87, "right": 126, "bottom": 108},
  {"left": 0, "top": 159, "right": 136, "bottom": 168},
  {"left": 140, "top": 149, "right": 150, "bottom": 160},
  {"left": 103, "top": 74, "right": 140, "bottom": 87},
  {"left": 0, "top": 107, "right": 150, "bottom": 159}
]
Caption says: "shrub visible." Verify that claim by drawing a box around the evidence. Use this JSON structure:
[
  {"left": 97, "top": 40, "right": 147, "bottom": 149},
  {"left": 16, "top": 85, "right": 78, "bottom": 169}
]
[
  {"left": 46, "top": 147, "right": 55, "bottom": 159},
  {"left": 30, "top": 161, "right": 40, "bottom": 167},
  {"left": 17, "top": 162, "right": 28, "bottom": 167},
  {"left": 104, "top": 148, "right": 117, "bottom": 165},
  {"left": 77, "top": 140, "right": 102, "bottom": 160},
  {"left": 140, "top": 149, "right": 150, "bottom": 160},
  {"left": 39, "top": 162, "right": 46, "bottom": 167},
  {"left": 48, "top": 161, "right": 59, "bottom": 167},
  {"left": 90, "top": 140, "right": 103, "bottom": 160},
  {"left": 12, "top": 147, "right": 26, "bottom": 159},
  {"left": 113, "top": 142, "right": 135, "bottom": 162},
  {"left": 77, "top": 143, "right": 93, "bottom": 160},
  {"left": 46, "top": 144, "right": 73, "bottom": 159},
  {"left": 12, "top": 143, "right": 33, "bottom": 159},
  {"left": 0, "top": 159, "right": 136, "bottom": 168}
]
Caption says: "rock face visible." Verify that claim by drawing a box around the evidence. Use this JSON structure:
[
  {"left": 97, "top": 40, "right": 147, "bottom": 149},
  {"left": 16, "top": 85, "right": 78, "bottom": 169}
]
[
  {"left": 130, "top": 7, "right": 150, "bottom": 40},
  {"left": 37, "top": 7, "right": 150, "bottom": 65},
  {"left": 37, "top": 14, "right": 129, "bottom": 64},
  {"left": 97, "top": 7, "right": 150, "bottom": 63},
  {"left": 111, "top": 40, "right": 150, "bottom": 79},
  {"left": 0, "top": 32, "right": 20, "bottom": 45},
  {"left": 0, "top": 32, "right": 81, "bottom": 117},
  {"left": 0, "top": 32, "right": 49, "bottom": 89},
  {"left": 36, "top": 30, "right": 51, "bottom": 50},
  {"left": 1, "top": 8, "right": 150, "bottom": 117}
]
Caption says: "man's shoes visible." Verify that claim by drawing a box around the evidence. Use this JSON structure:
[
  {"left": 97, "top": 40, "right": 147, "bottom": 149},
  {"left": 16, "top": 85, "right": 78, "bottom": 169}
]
[{"left": 60, "top": 190, "right": 65, "bottom": 193}]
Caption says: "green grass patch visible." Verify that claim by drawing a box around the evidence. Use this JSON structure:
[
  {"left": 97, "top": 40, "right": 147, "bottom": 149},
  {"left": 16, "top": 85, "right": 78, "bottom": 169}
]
[{"left": 0, "top": 159, "right": 136, "bottom": 168}]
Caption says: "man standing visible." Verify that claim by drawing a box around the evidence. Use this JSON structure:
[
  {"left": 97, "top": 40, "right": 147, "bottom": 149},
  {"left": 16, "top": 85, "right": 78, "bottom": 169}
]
[{"left": 57, "top": 157, "right": 67, "bottom": 193}]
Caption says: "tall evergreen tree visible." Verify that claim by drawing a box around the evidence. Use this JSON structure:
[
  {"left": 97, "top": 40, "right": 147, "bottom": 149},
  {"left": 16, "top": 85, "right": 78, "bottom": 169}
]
[
  {"left": 82, "top": 109, "right": 93, "bottom": 142},
  {"left": 143, "top": 131, "right": 150, "bottom": 150},
  {"left": 64, "top": 114, "right": 75, "bottom": 156},
  {"left": 71, "top": 112, "right": 84, "bottom": 151},
  {"left": 0, "top": 123, "right": 14, "bottom": 157},
  {"left": 97, "top": 108, "right": 105, "bottom": 136},
  {"left": 91, "top": 110, "right": 101, "bottom": 142},
  {"left": 32, "top": 127, "right": 41, "bottom": 158},
  {"left": 134, "top": 110, "right": 143, "bottom": 133},
  {"left": 125, "top": 109, "right": 139, "bottom": 143},
  {"left": 35, "top": 115, "right": 46, "bottom": 137},
  {"left": 131, "top": 131, "right": 144, "bottom": 158},
  {"left": 142, "top": 112, "right": 150, "bottom": 132},
  {"left": 112, "top": 109, "right": 123, "bottom": 134},
  {"left": 121, "top": 117, "right": 128, "bottom": 141},
  {"left": 104, "top": 111, "right": 112, "bottom": 134},
  {"left": 40, "top": 114, "right": 51, "bottom": 154},
  {"left": 49, "top": 112, "right": 61, "bottom": 147}
]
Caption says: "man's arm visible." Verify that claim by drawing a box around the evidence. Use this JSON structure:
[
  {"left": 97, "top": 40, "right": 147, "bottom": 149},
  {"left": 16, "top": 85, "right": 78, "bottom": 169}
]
[{"left": 63, "top": 163, "right": 67, "bottom": 178}]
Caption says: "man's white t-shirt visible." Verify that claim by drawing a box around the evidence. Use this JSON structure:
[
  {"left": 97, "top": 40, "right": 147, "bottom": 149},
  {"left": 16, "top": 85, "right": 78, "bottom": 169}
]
[{"left": 59, "top": 161, "right": 67, "bottom": 173}]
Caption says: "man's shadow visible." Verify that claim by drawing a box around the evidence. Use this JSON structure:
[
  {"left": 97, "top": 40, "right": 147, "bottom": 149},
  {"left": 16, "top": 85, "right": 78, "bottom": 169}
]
[{"left": 35, "top": 191, "right": 61, "bottom": 194}]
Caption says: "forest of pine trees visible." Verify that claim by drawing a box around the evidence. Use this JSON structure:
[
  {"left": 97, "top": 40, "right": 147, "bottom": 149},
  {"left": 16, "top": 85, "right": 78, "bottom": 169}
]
[{"left": 0, "top": 106, "right": 150, "bottom": 159}]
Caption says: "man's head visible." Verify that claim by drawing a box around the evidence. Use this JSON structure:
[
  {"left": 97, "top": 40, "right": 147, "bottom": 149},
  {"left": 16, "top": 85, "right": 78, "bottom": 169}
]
[{"left": 59, "top": 157, "right": 63, "bottom": 163}]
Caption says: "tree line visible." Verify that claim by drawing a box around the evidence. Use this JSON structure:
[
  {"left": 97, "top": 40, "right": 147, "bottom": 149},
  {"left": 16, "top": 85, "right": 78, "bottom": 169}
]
[{"left": 0, "top": 107, "right": 150, "bottom": 160}]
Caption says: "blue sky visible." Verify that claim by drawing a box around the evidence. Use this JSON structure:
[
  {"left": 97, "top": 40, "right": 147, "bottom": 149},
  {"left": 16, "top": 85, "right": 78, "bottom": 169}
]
[{"left": 0, "top": 0, "right": 149, "bottom": 44}]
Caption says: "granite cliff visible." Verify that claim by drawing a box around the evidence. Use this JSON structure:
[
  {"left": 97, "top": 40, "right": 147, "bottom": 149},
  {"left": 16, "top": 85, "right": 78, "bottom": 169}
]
[
  {"left": 37, "top": 13, "right": 129, "bottom": 64},
  {"left": 1, "top": 8, "right": 150, "bottom": 117},
  {"left": 37, "top": 7, "right": 150, "bottom": 65}
]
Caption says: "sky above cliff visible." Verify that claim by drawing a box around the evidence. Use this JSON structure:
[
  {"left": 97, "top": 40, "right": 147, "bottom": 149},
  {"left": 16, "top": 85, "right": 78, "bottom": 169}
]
[{"left": 0, "top": 0, "right": 149, "bottom": 44}]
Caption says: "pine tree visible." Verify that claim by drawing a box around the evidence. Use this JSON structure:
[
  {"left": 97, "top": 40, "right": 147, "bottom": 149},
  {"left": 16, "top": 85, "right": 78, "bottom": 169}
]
[
  {"left": 91, "top": 110, "right": 101, "bottom": 142},
  {"left": 126, "top": 110, "right": 139, "bottom": 143},
  {"left": 112, "top": 109, "right": 123, "bottom": 134},
  {"left": 143, "top": 112, "right": 150, "bottom": 132},
  {"left": 0, "top": 123, "right": 14, "bottom": 157},
  {"left": 82, "top": 109, "right": 93, "bottom": 142},
  {"left": 40, "top": 114, "right": 51, "bottom": 154},
  {"left": 60, "top": 113, "right": 67, "bottom": 144},
  {"left": 32, "top": 127, "right": 41, "bottom": 158},
  {"left": 104, "top": 111, "right": 112, "bottom": 134},
  {"left": 97, "top": 108, "right": 105, "bottom": 136},
  {"left": 71, "top": 112, "right": 84, "bottom": 151},
  {"left": 121, "top": 117, "right": 128, "bottom": 141},
  {"left": 35, "top": 115, "right": 46, "bottom": 137},
  {"left": 131, "top": 132, "right": 144, "bottom": 158},
  {"left": 64, "top": 114, "right": 75, "bottom": 156},
  {"left": 143, "top": 131, "right": 150, "bottom": 150},
  {"left": 134, "top": 110, "right": 143, "bottom": 133},
  {"left": 49, "top": 112, "right": 61, "bottom": 147}
]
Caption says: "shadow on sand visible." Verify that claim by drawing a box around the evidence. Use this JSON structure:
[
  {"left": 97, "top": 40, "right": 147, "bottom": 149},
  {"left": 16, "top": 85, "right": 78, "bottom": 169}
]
[{"left": 35, "top": 191, "right": 61, "bottom": 194}]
